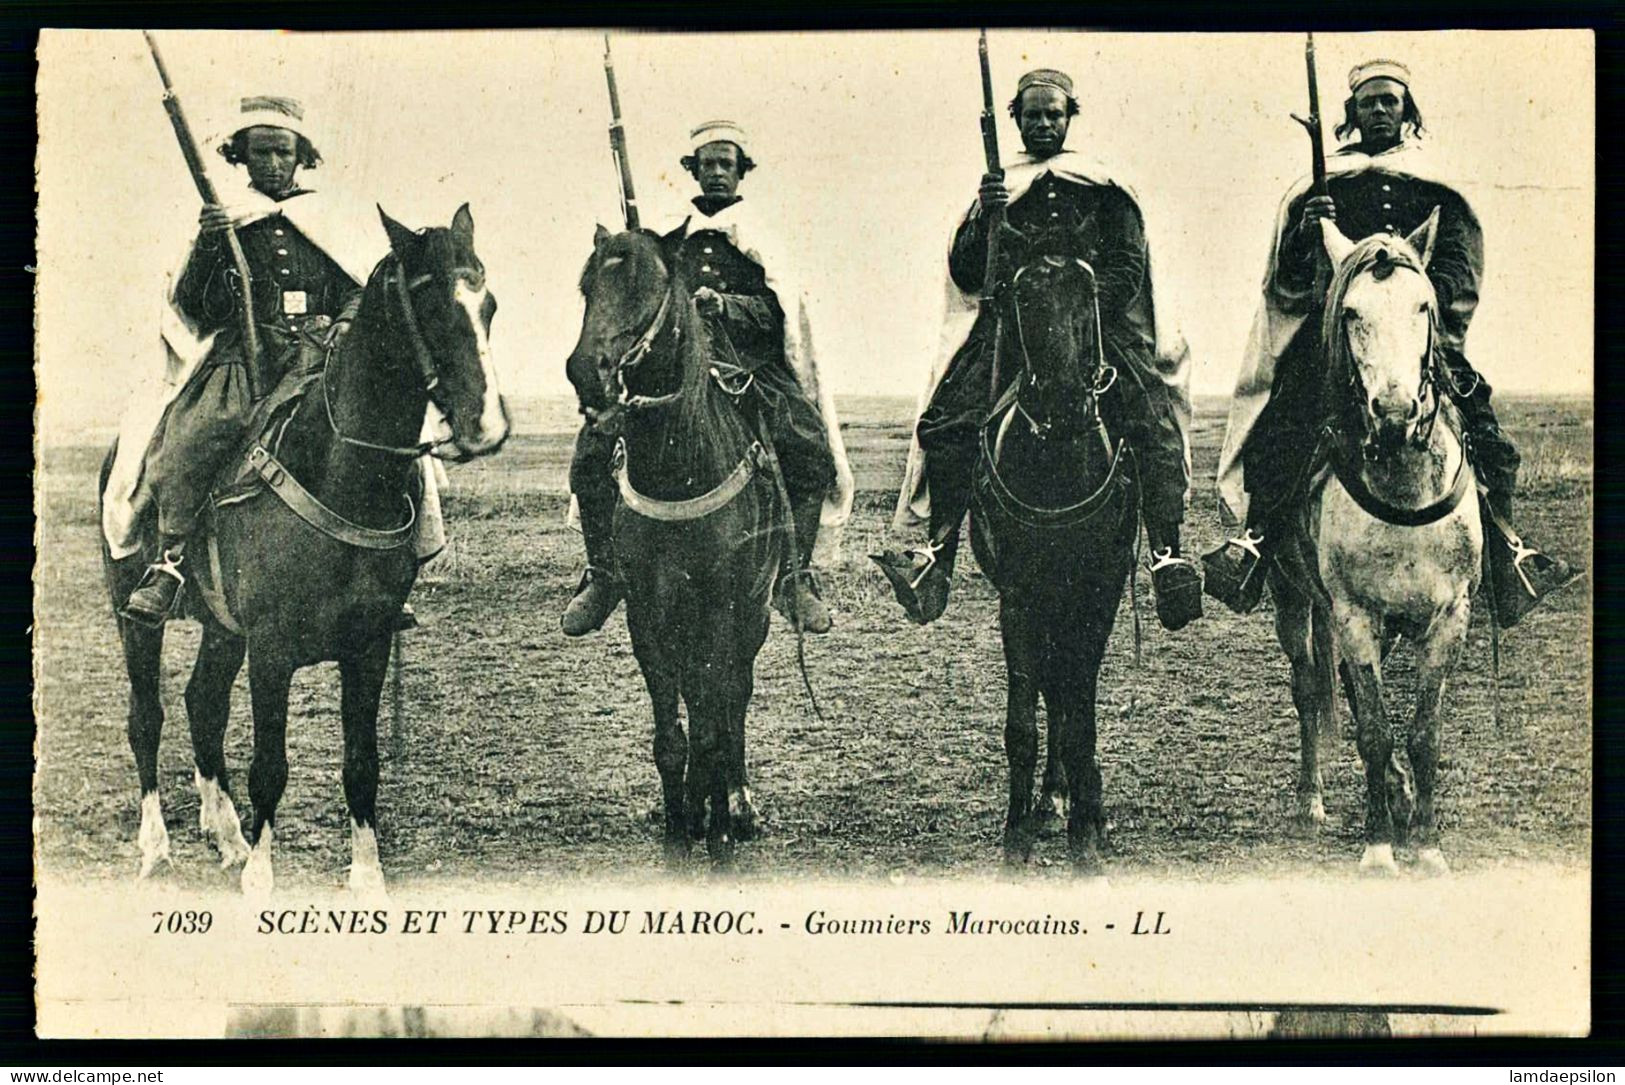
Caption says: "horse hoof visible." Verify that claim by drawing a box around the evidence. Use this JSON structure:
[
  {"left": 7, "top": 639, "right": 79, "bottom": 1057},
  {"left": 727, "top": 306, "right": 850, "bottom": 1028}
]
[
  {"left": 1416, "top": 848, "right": 1450, "bottom": 877},
  {"left": 1358, "top": 844, "right": 1399, "bottom": 876},
  {"left": 347, "top": 865, "right": 389, "bottom": 899},
  {"left": 216, "top": 836, "right": 252, "bottom": 870},
  {"left": 241, "top": 854, "right": 274, "bottom": 899},
  {"left": 136, "top": 849, "right": 172, "bottom": 881},
  {"left": 729, "top": 788, "right": 760, "bottom": 842}
]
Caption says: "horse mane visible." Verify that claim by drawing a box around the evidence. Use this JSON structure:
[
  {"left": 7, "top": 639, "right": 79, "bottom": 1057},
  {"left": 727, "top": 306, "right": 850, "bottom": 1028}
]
[
  {"left": 1319, "top": 233, "right": 1443, "bottom": 426},
  {"left": 580, "top": 230, "right": 750, "bottom": 485}
]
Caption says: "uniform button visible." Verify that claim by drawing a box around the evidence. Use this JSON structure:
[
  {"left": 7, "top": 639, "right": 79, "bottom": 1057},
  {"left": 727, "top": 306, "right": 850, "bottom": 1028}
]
[
  {"left": 719, "top": 281, "right": 728, "bottom": 290},
  {"left": 701, "top": 264, "right": 712, "bottom": 273},
  {"left": 1385, "top": 224, "right": 1396, "bottom": 233},
  {"left": 1050, "top": 211, "right": 1059, "bottom": 219},
  {"left": 276, "top": 248, "right": 288, "bottom": 256},
  {"left": 1047, "top": 191, "right": 1057, "bottom": 199},
  {"left": 279, "top": 268, "right": 290, "bottom": 276},
  {"left": 1382, "top": 184, "right": 1392, "bottom": 192},
  {"left": 274, "top": 228, "right": 285, "bottom": 237},
  {"left": 702, "top": 246, "right": 713, "bottom": 254},
  {"left": 1382, "top": 202, "right": 1392, "bottom": 210}
]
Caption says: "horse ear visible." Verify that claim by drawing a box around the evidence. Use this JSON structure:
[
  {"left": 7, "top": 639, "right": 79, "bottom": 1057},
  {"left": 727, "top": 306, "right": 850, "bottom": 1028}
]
[
  {"left": 1405, "top": 205, "right": 1441, "bottom": 267},
  {"left": 451, "top": 203, "right": 474, "bottom": 245},
  {"left": 593, "top": 223, "right": 611, "bottom": 250},
  {"left": 1319, "top": 216, "right": 1358, "bottom": 269},
  {"left": 663, "top": 218, "right": 690, "bottom": 245},
  {"left": 378, "top": 205, "right": 417, "bottom": 253}
]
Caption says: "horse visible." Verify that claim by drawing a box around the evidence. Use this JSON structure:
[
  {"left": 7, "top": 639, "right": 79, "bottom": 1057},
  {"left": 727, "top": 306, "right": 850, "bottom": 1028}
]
[
  {"left": 1269, "top": 210, "right": 1481, "bottom": 876},
  {"left": 566, "top": 223, "right": 786, "bottom": 866},
  {"left": 99, "top": 205, "right": 507, "bottom": 894},
  {"left": 967, "top": 242, "right": 1140, "bottom": 873}
]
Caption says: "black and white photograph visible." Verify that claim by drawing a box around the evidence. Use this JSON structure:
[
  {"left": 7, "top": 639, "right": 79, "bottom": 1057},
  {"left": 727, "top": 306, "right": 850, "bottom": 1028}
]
[{"left": 31, "top": 26, "right": 1593, "bottom": 1040}]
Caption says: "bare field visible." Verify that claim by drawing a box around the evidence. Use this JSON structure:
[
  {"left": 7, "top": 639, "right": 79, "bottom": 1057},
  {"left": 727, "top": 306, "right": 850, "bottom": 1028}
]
[{"left": 33, "top": 395, "right": 1592, "bottom": 887}]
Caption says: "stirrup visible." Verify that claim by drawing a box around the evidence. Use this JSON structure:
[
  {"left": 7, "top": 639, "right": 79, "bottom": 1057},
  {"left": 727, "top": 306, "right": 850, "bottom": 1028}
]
[
  {"left": 1225, "top": 529, "right": 1266, "bottom": 561},
  {"left": 1148, "top": 546, "right": 1195, "bottom": 573},
  {"left": 1502, "top": 533, "right": 1543, "bottom": 598},
  {"left": 902, "top": 539, "right": 943, "bottom": 590}
]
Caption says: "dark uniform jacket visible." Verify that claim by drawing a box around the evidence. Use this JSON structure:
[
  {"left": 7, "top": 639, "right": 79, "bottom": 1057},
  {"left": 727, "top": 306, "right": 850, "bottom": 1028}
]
[{"left": 919, "top": 171, "right": 1187, "bottom": 526}]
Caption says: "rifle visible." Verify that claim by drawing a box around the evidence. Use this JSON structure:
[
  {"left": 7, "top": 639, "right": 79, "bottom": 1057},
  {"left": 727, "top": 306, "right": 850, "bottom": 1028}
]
[
  {"left": 1289, "top": 32, "right": 1331, "bottom": 294},
  {"left": 603, "top": 34, "right": 640, "bottom": 230},
  {"left": 144, "top": 31, "right": 263, "bottom": 398},
  {"left": 1290, "top": 32, "right": 1328, "bottom": 198},
  {"left": 978, "top": 29, "right": 1006, "bottom": 398}
]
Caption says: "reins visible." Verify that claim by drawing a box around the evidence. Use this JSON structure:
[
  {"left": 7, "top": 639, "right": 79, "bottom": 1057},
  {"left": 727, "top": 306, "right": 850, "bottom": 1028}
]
[{"left": 322, "top": 256, "right": 482, "bottom": 460}]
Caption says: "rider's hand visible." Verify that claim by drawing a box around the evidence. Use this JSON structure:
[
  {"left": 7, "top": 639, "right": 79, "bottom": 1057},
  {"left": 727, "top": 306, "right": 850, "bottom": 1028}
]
[
  {"left": 1299, "top": 195, "right": 1337, "bottom": 234},
  {"left": 199, "top": 202, "right": 231, "bottom": 235},
  {"left": 693, "top": 286, "right": 724, "bottom": 317},
  {"left": 978, "top": 172, "right": 1009, "bottom": 214}
]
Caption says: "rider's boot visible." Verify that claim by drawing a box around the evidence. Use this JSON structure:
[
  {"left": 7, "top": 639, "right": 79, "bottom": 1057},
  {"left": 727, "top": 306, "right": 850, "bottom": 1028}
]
[
  {"left": 774, "top": 494, "right": 833, "bottom": 634},
  {"left": 1202, "top": 506, "right": 1278, "bottom": 615},
  {"left": 871, "top": 503, "right": 963, "bottom": 627},
  {"left": 1146, "top": 520, "right": 1203, "bottom": 631},
  {"left": 560, "top": 492, "right": 624, "bottom": 637},
  {"left": 121, "top": 535, "right": 188, "bottom": 629},
  {"left": 1481, "top": 490, "right": 1584, "bottom": 629}
]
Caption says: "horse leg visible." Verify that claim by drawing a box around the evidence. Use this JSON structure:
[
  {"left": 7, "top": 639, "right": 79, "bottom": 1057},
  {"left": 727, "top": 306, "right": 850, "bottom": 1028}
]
[
  {"left": 1272, "top": 577, "right": 1331, "bottom": 830},
  {"left": 1410, "top": 597, "right": 1471, "bottom": 876},
  {"left": 120, "top": 616, "right": 170, "bottom": 880},
  {"left": 1038, "top": 699, "right": 1068, "bottom": 831},
  {"left": 186, "top": 622, "right": 251, "bottom": 869},
  {"left": 999, "top": 601, "right": 1040, "bottom": 866},
  {"left": 1334, "top": 610, "right": 1398, "bottom": 875},
  {"left": 242, "top": 651, "right": 294, "bottom": 898},
  {"left": 1062, "top": 591, "right": 1114, "bottom": 877},
  {"left": 683, "top": 680, "right": 732, "bottom": 868},
  {"left": 340, "top": 635, "right": 392, "bottom": 896},
  {"left": 726, "top": 652, "right": 761, "bottom": 843},
  {"left": 643, "top": 663, "right": 688, "bottom": 865}
]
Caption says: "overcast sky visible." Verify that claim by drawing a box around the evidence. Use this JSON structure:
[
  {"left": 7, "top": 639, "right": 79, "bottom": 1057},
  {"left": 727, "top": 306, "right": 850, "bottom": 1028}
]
[{"left": 35, "top": 28, "right": 1593, "bottom": 443}]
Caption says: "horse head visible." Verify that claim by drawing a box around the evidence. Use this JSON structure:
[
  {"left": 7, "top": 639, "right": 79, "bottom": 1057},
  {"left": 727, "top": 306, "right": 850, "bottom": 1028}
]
[
  {"left": 567, "top": 223, "right": 690, "bottom": 427},
  {"left": 1319, "top": 207, "right": 1443, "bottom": 459},
  {"left": 377, "top": 204, "right": 509, "bottom": 459},
  {"left": 1003, "top": 228, "right": 1108, "bottom": 434}
]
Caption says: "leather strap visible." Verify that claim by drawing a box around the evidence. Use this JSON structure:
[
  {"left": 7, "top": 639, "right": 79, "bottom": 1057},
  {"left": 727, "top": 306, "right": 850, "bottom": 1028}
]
[
  {"left": 246, "top": 445, "right": 415, "bottom": 549},
  {"left": 1329, "top": 445, "right": 1473, "bottom": 527},
  {"left": 200, "top": 530, "right": 245, "bottom": 636},
  {"left": 613, "top": 438, "right": 764, "bottom": 523},
  {"left": 975, "top": 409, "right": 1130, "bottom": 530}
]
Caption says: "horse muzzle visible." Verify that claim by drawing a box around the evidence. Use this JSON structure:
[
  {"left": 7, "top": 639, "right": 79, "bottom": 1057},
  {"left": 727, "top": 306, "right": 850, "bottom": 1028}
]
[{"left": 451, "top": 394, "right": 511, "bottom": 459}]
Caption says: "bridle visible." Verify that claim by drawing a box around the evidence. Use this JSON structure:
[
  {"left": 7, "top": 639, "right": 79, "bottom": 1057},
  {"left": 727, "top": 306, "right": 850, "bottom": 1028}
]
[
  {"left": 604, "top": 274, "right": 683, "bottom": 412},
  {"left": 322, "top": 253, "right": 488, "bottom": 460},
  {"left": 1332, "top": 248, "right": 1452, "bottom": 462},
  {"left": 1005, "top": 258, "right": 1117, "bottom": 440}
]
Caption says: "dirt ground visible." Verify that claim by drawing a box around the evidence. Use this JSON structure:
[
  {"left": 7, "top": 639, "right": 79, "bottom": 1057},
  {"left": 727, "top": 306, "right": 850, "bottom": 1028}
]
[{"left": 33, "top": 394, "right": 1592, "bottom": 888}]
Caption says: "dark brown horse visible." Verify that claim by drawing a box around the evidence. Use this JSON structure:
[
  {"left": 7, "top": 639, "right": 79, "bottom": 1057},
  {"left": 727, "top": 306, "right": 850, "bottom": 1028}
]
[
  {"left": 969, "top": 248, "right": 1139, "bottom": 873},
  {"left": 99, "top": 205, "right": 507, "bottom": 894},
  {"left": 566, "top": 224, "right": 786, "bottom": 866}
]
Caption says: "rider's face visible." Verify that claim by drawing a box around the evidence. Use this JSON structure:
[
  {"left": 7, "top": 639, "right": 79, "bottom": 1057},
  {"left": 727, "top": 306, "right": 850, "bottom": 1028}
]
[
  {"left": 693, "top": 142, "right": 744, "bottom": 198},
  {"left": 242, "top": 126, "right": 300, "bottom": 197},
  {"left": 1353, "top": 79, "right": 1406, "bottom": 149},
  {"left": 1016, "top": 87, "right": 1071, "bottom": 158}
]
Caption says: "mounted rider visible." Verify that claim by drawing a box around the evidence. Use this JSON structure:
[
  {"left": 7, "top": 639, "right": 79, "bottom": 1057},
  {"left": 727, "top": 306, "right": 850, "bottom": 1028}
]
[
  {"left": 878, "top": 68, "right": 1203, "bottom": 631},
  {"left": 1205, "top": 59, "right": 1581, "bottom": 626},
  {"left": 117, "top": 96, "right": 427, "bottom": 628},
  {"left": 562, "top": 119, "right": 853, "bottom": 637}
]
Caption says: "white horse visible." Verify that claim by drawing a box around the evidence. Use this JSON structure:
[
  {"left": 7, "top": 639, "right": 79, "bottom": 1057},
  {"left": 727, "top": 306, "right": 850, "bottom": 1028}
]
[{"left": 1271, "top": 209, "right": 1482, "bottom": 876}]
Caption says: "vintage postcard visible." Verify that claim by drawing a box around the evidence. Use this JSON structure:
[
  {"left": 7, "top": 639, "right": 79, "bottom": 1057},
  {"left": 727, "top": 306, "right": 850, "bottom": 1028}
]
[{"left": 33, "top": 27, "right": 1592, "bottom": 1040}]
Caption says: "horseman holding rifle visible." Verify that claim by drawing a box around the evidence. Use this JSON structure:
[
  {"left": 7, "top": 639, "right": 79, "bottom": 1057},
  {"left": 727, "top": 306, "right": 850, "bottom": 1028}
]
[
  {"left": 563, "top": 117, "right": 851, "bottom": 637},
  {"left": 880, "top": 67, "right": 1203, "bottom": 632},
  {"left": 115, "top": 94, "right": 430, "bottom": 629},
  {"left": 1206, "top": 58, "right": 1581, "bottom": 626}
]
